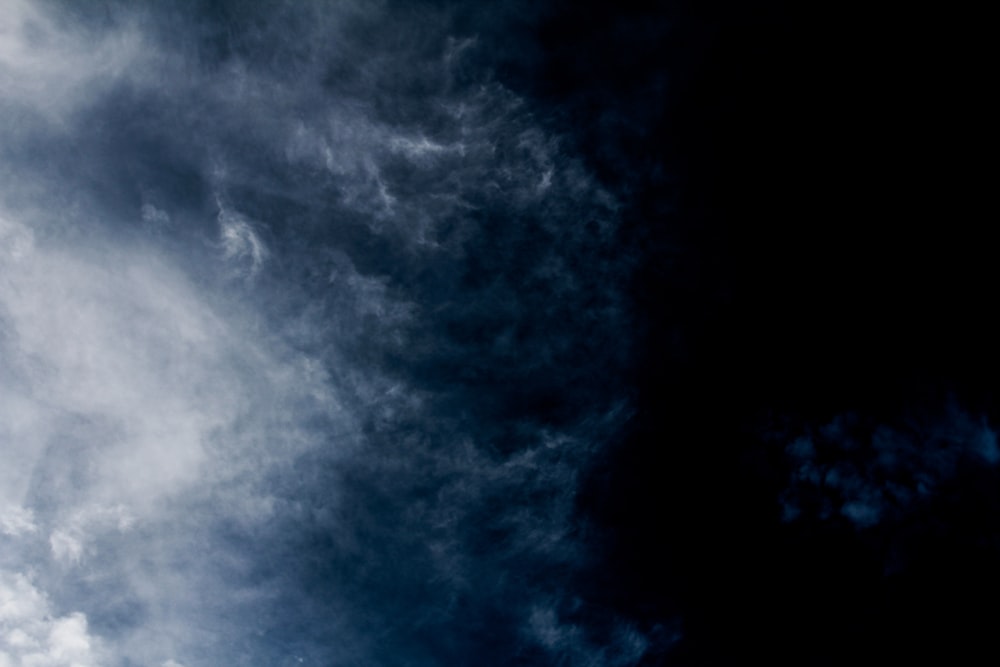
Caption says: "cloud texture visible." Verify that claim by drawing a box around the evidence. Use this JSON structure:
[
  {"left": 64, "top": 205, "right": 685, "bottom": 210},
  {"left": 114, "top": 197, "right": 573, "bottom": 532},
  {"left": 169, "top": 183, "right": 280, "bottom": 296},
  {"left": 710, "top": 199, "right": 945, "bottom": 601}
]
[
  {"left": 1, "top": 2, "right": 645, "bottom": 665},
  {"left": 5, "top": 2, "right": 988, "bottom": 665}
]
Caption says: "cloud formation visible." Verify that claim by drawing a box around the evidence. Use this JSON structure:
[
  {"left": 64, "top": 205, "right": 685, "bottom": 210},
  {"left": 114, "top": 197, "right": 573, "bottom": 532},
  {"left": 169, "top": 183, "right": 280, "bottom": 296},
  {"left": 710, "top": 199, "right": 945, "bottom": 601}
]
[
  {"left": 1, "top": 1, "right": 645, "bottom": 665},
  {"left": 0, "top": 572, "right": 103, "bottom": 667}
]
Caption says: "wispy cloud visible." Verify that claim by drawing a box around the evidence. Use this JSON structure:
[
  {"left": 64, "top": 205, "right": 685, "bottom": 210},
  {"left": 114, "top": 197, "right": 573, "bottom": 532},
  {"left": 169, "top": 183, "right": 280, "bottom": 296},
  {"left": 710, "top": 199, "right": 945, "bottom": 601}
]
[
  {"left": 0, "top": 1, "right": 642, "bottom": 665},
  {"left": 217, "top": 201, "right": 268, "bottom": 279}
]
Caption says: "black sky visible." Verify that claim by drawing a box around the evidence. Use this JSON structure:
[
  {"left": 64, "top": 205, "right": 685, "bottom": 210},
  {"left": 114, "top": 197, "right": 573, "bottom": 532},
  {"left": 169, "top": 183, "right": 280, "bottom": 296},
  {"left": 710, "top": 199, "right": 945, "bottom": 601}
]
[{"left": 523, "top": 2, "right": 996, "bottom": 664}]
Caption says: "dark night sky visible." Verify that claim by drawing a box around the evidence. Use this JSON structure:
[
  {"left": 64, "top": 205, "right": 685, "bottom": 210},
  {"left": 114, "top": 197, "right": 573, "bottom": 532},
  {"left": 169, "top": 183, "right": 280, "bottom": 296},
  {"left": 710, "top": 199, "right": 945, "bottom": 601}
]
[{"left": 0, "top": 1, "right": 993, "bottom": 665}]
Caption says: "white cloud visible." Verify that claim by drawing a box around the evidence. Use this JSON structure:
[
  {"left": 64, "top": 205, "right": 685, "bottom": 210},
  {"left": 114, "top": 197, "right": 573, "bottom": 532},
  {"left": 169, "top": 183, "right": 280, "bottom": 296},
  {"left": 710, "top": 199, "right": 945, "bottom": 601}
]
[
  {"left": 47, "top": 532, "right": 82, "bottom": 567},
  {"left": 0, "top": 208, "right": 352, "bottom": 662},
  {"left": 0, "top": 215, "right": 233, "bottom": 509},
  {"left": 0, "top": 571, "right": 102, "bottom": 667},
  {"left": 49, "top": 505, "right": 135, "bottom": 567},
  {"left": 219, "top": 204, "right": 268, "bottom": 278},
  {"left": 0, "top": 507, "right": 35, "bottom": 538},
  {"left": 0, "top": 0, "right": 146, "bottom": 121}
]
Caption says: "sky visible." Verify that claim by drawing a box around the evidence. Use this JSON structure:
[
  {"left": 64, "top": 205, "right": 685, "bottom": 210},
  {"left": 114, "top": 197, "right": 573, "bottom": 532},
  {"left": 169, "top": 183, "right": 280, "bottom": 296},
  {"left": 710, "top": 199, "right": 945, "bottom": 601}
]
[{"left": 0, "top": 1, "right": 994, "bottom": 666}]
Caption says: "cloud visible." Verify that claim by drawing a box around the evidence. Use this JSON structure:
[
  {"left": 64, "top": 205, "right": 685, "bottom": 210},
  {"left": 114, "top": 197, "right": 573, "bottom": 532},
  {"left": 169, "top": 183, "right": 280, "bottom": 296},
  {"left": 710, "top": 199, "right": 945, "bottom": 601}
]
[
  {"left": 779, "top": 407, "right": 999, "bottom": 528},
  {"left": 0, "top": 0, "right": 145, "bottom": 121},
  {"left": 525, "top": 604, "right": 654, "bottom": 667},
  {"left": 0, "top": 507, "right": 36, "bottom": 538},
  {"left": 0, "top": 571, "right": 103, "bottom": 667},
  {"left": 217, "top": 202, "right": 268, "bottom": 278},
  {"left": 1, "top": 215, "right": 234, "bottom": 507},
  {"left": 0, "top": 208, "right": 353, "bottom": 663},
  {"left": 0, "top": 1, "right": 644, "bottom": 665},
  {"left": 48, "top": 505, "right": 134, "bottom": 567}
]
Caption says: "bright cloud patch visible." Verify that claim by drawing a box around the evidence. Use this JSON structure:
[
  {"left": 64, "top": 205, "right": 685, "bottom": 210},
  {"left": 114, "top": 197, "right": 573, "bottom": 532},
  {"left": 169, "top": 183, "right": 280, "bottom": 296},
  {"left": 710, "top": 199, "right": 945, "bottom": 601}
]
[{"left": 0, "top": 572, "right": 102, "bottom": 667}]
